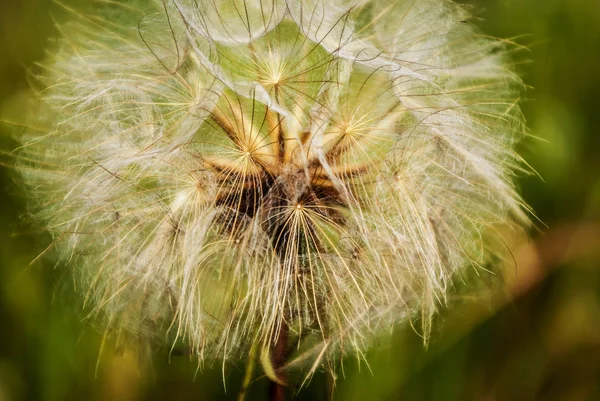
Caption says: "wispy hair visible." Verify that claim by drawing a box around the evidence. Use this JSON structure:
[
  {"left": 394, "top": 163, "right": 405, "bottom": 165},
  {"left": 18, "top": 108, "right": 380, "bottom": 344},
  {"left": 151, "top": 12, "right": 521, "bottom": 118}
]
[{"left": 13, "top": 0, "right": 529, "bottom": 383}]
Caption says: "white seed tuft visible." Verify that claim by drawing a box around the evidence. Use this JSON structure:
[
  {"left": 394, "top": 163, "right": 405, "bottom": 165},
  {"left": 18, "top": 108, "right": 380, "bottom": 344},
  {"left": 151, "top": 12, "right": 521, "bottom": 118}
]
[{"left": 15, "top": 0, "right": 529, "bottom": 382}]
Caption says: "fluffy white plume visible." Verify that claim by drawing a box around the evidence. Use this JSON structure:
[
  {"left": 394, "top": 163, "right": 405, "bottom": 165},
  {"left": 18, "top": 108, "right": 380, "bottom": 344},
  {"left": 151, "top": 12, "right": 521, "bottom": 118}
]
[{"left": 15, "top": 0, "right": 528, "bottom": 382}]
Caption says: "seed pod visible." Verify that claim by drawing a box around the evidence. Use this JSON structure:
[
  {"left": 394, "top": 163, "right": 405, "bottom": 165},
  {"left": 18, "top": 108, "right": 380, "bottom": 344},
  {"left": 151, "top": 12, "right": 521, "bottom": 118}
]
[{"left": 14, "top": 0, "right": 528, "bottom": 384}]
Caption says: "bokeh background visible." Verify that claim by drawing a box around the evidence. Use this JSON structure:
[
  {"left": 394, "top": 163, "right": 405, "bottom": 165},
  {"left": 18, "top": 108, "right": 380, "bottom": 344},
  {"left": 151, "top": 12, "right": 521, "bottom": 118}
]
[{"left": 1, "top": 1, "right": 599, "bottom": 400}]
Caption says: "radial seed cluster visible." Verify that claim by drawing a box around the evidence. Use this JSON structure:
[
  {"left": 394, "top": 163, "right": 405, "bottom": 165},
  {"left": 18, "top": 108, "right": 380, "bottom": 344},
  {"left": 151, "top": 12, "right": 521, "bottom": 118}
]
[{"left": 16, "top": 0, "right": 527, "bottom": 378}]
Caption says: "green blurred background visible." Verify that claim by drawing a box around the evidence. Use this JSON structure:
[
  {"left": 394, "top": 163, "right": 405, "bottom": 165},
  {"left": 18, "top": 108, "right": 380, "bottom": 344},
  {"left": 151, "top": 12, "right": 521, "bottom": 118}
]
[{"left": 1, "top": 1, "right": 599, "bottom": 400}]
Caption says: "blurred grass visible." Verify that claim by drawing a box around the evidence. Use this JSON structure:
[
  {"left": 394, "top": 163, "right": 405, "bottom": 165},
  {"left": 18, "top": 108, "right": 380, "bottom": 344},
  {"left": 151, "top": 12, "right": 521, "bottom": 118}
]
[{"left": 1, "top": 1, "right": 600, "bottom": 400}]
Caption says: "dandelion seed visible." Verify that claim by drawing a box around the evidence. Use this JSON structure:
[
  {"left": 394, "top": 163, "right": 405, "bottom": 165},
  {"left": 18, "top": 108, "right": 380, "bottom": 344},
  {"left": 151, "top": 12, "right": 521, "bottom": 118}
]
[{"left": 13, "top": 0, "right": 529, "bottom": 395}]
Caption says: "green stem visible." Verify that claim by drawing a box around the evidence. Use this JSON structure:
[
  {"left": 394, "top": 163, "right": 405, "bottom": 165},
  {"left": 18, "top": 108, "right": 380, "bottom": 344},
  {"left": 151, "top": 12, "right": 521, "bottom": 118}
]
[{"left": 237, "top": 339, "right": 258, "bottom": 401}]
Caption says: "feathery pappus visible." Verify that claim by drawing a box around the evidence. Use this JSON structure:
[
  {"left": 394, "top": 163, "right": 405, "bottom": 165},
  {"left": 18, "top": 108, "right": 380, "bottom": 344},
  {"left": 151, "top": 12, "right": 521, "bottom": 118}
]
[{"left": 13, "top": 0, "right": 529, "bottom": 385}]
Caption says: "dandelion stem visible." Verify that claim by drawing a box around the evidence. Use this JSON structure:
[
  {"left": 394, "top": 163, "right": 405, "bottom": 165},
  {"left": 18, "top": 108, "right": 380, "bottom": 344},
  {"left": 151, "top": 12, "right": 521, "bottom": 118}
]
[{"left": 269, "top": 322, "right": 289, "bottom": 401}]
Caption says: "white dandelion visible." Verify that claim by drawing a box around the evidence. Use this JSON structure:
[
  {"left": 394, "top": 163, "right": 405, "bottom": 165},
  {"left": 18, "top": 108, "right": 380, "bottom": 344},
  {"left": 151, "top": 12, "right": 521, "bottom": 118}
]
[{"left": 14, "top": 0, "right": 529, "bottom": 395}]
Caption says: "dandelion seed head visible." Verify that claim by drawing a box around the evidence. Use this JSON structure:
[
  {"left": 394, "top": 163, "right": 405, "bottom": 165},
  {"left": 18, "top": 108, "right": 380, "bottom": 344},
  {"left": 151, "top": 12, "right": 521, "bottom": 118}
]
[{"left": 14, "top": 0, "right": 529, "bottom": 382}]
